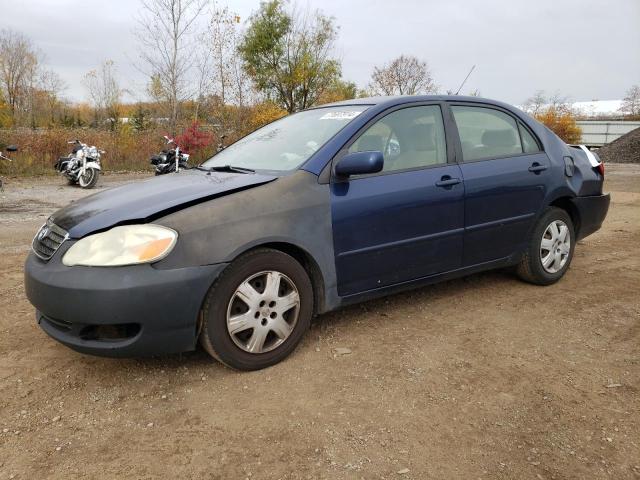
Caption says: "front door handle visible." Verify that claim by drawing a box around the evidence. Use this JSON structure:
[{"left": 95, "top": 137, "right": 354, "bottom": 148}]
[
  {"left": 435, "top": 176, "right": 461, "bottom": 188},
  {"left": 528, "top": 163, "right": 548, "bottom": 173}
]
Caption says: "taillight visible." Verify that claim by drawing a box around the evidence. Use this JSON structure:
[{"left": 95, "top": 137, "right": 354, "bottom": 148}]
[{"left": 596, "top": 162, "right": 605, "bottom": 177}]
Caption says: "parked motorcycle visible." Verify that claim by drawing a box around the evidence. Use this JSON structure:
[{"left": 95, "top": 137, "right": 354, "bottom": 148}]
[
  {"left": 54, "top": 140, "right": 103, "bottom": 189},
  {"left": 150, "top": 135, "right": 190, "bottom": 175},
  {"left": 0, "top": 145, "right": 18, "bottom": 191}
]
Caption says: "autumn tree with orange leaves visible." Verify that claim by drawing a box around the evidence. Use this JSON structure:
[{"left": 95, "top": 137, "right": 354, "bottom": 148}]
[{"left": 523, "top": 91, "right": 582, "bottom": 143}]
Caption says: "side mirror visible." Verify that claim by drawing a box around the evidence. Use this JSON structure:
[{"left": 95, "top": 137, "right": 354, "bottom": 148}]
[
  {"left": 5, "top": 145, "right": 17, "bottom": 152},
  {"left": 334, "top": 151, "right": 384, "bottom": 177}
]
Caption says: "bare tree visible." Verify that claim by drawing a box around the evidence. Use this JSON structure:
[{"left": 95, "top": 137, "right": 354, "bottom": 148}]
[
  {"left": 205, "top": 4, "right": 250, "bottom": 107},
  {"left": 522, "top": 90, "right": 547, "bottom": 115},
  {"left": 193, "top": 47, "right": 213, "bottom": 122},
  {"left": 0, "top": 29, "right": 40, "bottom": 122},
  {"left": 83, "top": 60, "right": 122, "bottom": 128},
  {"left": 523, "top": 90, "right": 572, "bottom": 115},
  {"left": 136, "top": 0, "right": 207, "bottom": 134},
  {"left": 369, "top": 55, "right": 437, "bottom": 96},
  {"left": 39, "top": 69, "right": 67, "bottom": 124},
  {"left": 619, "top": 84, "right": 640, "bottom": 117},
  {"left": 547, "top": 91, "right": 572, "bottom": 113}
]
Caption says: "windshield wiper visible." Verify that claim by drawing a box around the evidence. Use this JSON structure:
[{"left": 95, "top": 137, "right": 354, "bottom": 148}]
[{"left": 197, "top": 165, "right": 255, "bottom": 174}]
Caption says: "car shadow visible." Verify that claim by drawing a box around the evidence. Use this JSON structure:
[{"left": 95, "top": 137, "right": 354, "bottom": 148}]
[{"left": 68, "top": 268, "right": 517, "bottom": 378}]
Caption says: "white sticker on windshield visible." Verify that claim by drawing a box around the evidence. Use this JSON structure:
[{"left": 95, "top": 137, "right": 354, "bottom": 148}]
[{"left": 320, "top": 111, "right": 362, "bottom": 121}]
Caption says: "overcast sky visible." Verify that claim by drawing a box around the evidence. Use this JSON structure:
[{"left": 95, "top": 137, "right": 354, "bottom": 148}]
[{"left": 3, "top": 0, "right": 639, "bottom": 105}]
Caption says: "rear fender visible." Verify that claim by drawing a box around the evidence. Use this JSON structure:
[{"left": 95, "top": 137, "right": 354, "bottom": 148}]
[{"left": 566, "top": 145, "right": 603, "bottom": 196}]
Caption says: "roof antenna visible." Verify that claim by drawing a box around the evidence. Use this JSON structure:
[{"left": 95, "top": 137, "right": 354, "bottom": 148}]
[{"left": 455, "top": 65, "right": 476, "bottom": 95}]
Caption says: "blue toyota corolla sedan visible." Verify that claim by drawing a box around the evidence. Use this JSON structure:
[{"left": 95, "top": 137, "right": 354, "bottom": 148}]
[{"left": 25, "top": 96, "right": 610, "bottom": 370}]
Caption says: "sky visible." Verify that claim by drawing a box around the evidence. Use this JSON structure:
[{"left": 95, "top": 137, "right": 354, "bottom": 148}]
[{"left": 2, "top": 0, "right": 639, "bottom": 105}]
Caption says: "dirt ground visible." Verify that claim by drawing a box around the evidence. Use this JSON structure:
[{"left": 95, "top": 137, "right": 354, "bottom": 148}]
[{"left": 0, "top": 166, "right": 638, "bottom": 480}]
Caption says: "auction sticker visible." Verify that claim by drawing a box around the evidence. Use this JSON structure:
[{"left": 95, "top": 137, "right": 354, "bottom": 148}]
[{"left": 320, "top": 111, "right": 362, "bottom": 120}]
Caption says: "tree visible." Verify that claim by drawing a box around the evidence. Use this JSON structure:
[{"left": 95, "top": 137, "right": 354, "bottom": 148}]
[
  {"left": 39, "top": 69, "right": 66, "bottom": 125},
  {"left": 196, "top": 4, "right": 253, "bottom": 128},
  {"left": 136, "top": 0, "right": 207, "bottom": 134},
  {"left": 0, "top": 93, "right": 11, "bottom": 127},
  {"left": 83, "top": 60, "right": 122, "bottom": 128},
  {"left": 535, "top": 107, "right": 582, "bottom": 143},
  {"left": 522, "top": 90, "right": 547, "bottom": 115},
  {"left": 316, "top": 78, "right": 357, "bottom": 105},
  {"left": 522, "top": 90, "right": 572, "bottom": 116},
  {"left": 0, "top": 29, "right": 40, "bottom": 124},
  {"left": 522, "top": 90, "right": 581, "bottom": 143},
  {"left": 246, "top": 101, "right": 287, "bottom": 131},
  {"left": 369, "top": 55, "right": 437, "bottom": 96},
  {"left": 239, "top": 0, "right": 341, "bottom": 113},
  {"left": 205, "top": 4, "right": 249, "bottom": 106},
  {"left": 619, "top": 84, "right": 640, "bottom": 117},
  {"left": 130, "top": 105, "right": 151, "bottom": 131}
]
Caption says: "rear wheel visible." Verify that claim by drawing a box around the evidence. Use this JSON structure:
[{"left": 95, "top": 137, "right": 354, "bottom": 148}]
[
  {"left": 78, "top": 168, "right": 99, "bottom": 189},
  {"left": 200, "top": 248, "right": 313, "bottom": 370},
  {"left": 517, "top": 207, "right": 575, "bottom": 285}
]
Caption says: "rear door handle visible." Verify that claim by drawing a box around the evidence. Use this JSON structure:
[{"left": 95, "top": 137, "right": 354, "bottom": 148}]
[
  {"left": 528, "top": 163, "right": 548, "bottom": 173},
  {"left": 435, "top": 176, "right": 461, "bottom": 187}
]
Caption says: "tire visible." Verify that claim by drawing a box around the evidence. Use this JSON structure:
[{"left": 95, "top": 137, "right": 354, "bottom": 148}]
[
  {"left": 517, "top": 207, "right": 575, "bottom": 285},
  {"left": 199, "top": 248, "right": 313, "bottom": 371},
  {"left": 78, "top": 168, "right": 99, "bottom": 189}
]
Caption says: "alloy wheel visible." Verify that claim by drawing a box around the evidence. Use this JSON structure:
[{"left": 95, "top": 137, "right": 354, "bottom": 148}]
[
  {"left": 540, "top": 219, "right": 571, "bottom": 274},
  {"left": 226, "top": 270, "right": 300, "bottom": 354}
]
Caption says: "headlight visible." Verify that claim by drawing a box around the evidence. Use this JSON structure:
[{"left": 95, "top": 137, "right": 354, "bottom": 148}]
[{"left": 62, "top": 225, "right": 177, "bottom": 267}]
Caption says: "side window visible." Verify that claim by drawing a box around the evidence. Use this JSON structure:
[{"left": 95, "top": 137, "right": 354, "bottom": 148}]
[
  {"left": 519, "top": 122, "right": 541, "bottom": 153},
  {"left": 451, "top": 106, "right": 523, "bottom": 161},
  {"left": 348, "top": 105, "right": 447, "bottom": 172}
]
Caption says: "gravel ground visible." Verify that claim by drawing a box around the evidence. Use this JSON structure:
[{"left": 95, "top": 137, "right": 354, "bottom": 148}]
[
  {"left": 596, "top": 127, "right": 640, "bottom": 164},
  {"left": 0, "top": 167, "right": 639, "bottom": 479}
]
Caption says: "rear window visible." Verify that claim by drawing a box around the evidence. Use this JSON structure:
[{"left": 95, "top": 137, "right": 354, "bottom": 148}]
[{"left": 452, "top": 106, "right": 524, "bottom": 161}]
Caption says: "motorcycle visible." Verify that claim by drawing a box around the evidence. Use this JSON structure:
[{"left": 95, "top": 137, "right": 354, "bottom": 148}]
[
  {"left": 54, "top": 140, "right": 103, "bottom": 189},
  {"left": 149, "top": 135, "right": 190, "bottom": 175},
  {"left": 0, "top": 144, "right": 18, "bottom": 191}
]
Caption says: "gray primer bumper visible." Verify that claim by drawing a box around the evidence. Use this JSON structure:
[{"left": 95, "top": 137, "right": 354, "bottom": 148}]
[{"left": 25, "top": 252, "right": 226, "bottom": 357}]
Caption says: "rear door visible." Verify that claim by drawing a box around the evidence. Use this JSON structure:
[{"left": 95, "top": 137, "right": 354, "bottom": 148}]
[
  {"left": 330, "top": 104, "right": 464, "bottom": 296},
  {"left": 449, "top": 104, "right": 549, "bottom": 266}
]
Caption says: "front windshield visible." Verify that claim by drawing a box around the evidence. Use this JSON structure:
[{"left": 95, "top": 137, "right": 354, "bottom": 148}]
[{"left": 202, "top": 106, "right": 369, "bottom": 172}]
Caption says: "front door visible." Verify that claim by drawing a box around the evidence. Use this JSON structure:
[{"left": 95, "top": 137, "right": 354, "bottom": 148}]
[
  {"left": 330, "top": 104, "right": 465, "bottom": 297},
  {"left": 450, "top": 104, "right": 550, "bottom": 266}
]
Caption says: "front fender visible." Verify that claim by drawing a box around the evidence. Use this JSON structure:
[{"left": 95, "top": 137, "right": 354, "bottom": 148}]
[
  {"left": 155, "top": 171, "right": 340, "bottom": 312},
  {"left": 85, "top": 161, "right": 101, "bottom": 170}
]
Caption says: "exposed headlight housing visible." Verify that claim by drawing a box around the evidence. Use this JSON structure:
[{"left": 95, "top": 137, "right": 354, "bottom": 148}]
[{"left": 62, "top": 225, "right": 177, "bottom": 267}]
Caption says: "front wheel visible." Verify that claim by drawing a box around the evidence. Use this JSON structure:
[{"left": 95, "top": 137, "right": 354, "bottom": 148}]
[
  {"left": 200, "top": 248, "right": 313, "bottom": 370},
  {"left": 517, "top": 207, "right": 575, "bottom": 285},
  {"left": 78, "top": 168, "right": 99, "bottom": 189}
]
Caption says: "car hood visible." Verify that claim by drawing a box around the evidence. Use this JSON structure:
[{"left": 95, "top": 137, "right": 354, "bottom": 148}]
[{"left": 50, "top": 170, "right": 277, "bottom": 238}]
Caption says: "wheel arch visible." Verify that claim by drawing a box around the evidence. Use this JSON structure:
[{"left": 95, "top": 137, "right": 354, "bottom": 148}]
[
  {"left": 548, "top": 196, "right": 581, "bottom": 238},
  {"left": 232, "top": 241, "right": 327, "bottom": 316}
]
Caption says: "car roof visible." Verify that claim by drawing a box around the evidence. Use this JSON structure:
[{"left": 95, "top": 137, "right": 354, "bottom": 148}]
[{"left": 320, "top": 95, "right": 522, "bottom": 113}]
